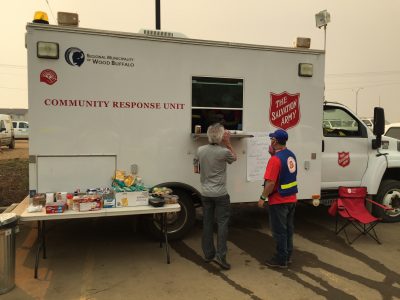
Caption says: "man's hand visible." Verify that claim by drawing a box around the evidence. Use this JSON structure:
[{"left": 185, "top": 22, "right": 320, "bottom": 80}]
[
  {"left": 222, "top": 130, "right": 231, "bottom": 146},
  {"left": 258, "top": 199, "right": 265, "bottom": 208},
  {"left": 268, "top": 145, "right": 275, "bottom": 156},
  {"left": 222, "top": 130, "right": 237, "bottom": 161}
]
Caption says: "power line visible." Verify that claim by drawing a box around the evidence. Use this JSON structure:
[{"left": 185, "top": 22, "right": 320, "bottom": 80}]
[
  {"left": 326, "top": 70, "right": 400, "bottom": 78},
  {"left": 45, "top": 0, "right": 56, "bottom": 23},
  {"left": 326, "top": 81, "right": 400, "bottom": 91}
]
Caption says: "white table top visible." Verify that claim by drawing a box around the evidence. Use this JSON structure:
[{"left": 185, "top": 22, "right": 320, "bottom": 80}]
[{"left": 16, "top": 197, "right": 181, "bottom": 222}]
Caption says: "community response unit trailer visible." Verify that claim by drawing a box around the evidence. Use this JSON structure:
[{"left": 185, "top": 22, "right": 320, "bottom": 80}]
[{"left": 26, "top": 23, "right": 400, "bottom": 239}]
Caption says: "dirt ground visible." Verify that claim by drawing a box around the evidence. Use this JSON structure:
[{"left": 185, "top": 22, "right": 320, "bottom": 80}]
[{"left": 0, "top": 140, "right": 29, "bottom": 207}]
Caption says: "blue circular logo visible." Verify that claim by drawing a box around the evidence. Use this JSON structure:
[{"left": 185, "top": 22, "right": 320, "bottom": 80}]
[{"left": 65, "top": 47, "right": 85, "bottom": 67}]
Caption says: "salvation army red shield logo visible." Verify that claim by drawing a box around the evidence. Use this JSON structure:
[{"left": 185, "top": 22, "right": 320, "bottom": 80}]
[
  {"left": 338, "top": 152, "right": 350, "bottom": 167},
  {"left": 40, "top": 69, "right": 57, "bottom": 85},
  {"left": 269, "top": 92, "right": 300, "bottom": 130}
]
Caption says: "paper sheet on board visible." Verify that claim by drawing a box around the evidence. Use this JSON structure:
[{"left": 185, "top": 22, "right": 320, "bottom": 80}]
[{"left": 246, "top": 132, "right": 269, "bottom": 182}]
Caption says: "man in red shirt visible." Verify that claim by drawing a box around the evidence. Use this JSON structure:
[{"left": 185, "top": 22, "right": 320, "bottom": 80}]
[{"left": 258, "top": 129, "right": 298, "bottom": 268}]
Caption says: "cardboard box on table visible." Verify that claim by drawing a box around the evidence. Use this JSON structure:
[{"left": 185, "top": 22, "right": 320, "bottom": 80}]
[{"left": 115, "top": 191, "right": 149, "bottom": 207}]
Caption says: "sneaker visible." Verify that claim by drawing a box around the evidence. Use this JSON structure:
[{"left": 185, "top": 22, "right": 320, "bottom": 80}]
[
  {"left": 264, "top": 257, "right": 288, "bottom": 269},
  {"left": 213, "top": 256, "right": 231, "bottom": 270}
]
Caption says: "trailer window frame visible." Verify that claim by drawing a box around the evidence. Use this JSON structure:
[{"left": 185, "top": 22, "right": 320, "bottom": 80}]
[{"left": 191, "top": 76, "right": 244, "bottom": 133}]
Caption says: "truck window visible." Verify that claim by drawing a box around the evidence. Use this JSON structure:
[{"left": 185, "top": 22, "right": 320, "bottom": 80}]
[
  {"left": 362, "top": 119, "right": 373, "bottom": 127},
  {"left": 191, "top": 77, "right": 243, "bottom": 132},
  {"left": 323, "top": 107, "right": 362, "bottom": 137},
  {"left": 385, "top": 127, "right": 400, "bottom": 140}
]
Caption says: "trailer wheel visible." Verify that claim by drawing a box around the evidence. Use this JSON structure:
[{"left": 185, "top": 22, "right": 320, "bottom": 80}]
[
  {"left": 145, "top": 189, "right": 196, "bottom": 240},
  {"left": 8, "top": 137, "right": 15, "bottom": 149},
  {"left": 373, "top": 180, "right": 400, "bottom": 223}
]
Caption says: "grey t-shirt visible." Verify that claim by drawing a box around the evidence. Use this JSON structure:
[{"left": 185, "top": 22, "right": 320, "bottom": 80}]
[{"left": 196, "top": 144, "right": 236, "bottom": 197}]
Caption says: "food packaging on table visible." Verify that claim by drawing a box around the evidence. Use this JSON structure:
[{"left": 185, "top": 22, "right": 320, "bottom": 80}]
[
  {"left": 45, "top": 201, "right": 67, "bottom": 214},
  {"left": 164, "top": 194, "right": 179, "bottom": 204},
  {"left": 72, "top": 195, "right": 102, "bottom": 212},
  {"left": 102, "top": 189, "right": 116, "bottom": 208},
  {"left": 115, "top": 191, "right": 149, "bottom": 207},
  {"left": 31, "top": 193, "right": 46, "bottom": 206}
]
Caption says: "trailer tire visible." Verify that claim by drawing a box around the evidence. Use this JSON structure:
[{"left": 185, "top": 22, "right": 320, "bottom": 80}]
[
  {"left": 8, "top": 137, "right": 15, "bottom": 149},
  {"left": 373, "top": 179, "right": 400, "bottom": 223},
  {"left": 145, "top": 189, "right": 196, "bottom": 240}
]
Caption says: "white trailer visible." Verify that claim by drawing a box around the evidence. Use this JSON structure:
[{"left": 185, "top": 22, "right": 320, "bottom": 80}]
[{"left": 26, "top": 23, "right": 400, "bottom": 239}]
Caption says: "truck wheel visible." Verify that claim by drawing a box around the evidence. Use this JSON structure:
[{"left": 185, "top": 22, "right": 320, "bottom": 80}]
[
  {"left": 9, "top": 138, "right": 15, "bottom": 149},
  {"left": 145, "top": 189, "right": 196, "bottom": 240},
  {"left": 373, "top": 180, "right": 400, "bottom": 222}
]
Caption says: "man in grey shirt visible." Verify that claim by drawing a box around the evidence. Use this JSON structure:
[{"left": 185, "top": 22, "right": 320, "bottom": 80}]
[{"left": 195, "top": 123, "right": 237, "bottom": 270}]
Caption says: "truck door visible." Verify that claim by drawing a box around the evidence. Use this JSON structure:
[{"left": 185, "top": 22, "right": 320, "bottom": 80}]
[{"left": 321, "top": 105, "right": 369, "bottom": 188}]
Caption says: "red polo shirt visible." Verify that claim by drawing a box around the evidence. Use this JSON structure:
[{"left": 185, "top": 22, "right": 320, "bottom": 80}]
[{"left": 264, "top": 152, "right": 297, "bottom": 205}]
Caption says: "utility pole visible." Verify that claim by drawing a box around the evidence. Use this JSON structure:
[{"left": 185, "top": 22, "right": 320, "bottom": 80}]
[
  {"left": 355, "top": 87, "right": 363, "bottom": 115},
  {"left": 156, "top": 0, "right": 161, "bottom": 30}
]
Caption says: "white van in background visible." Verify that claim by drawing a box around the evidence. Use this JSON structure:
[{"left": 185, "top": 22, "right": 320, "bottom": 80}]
[
  {"left": 0, "top": 114, "right": 15, "bottom": 149},
  {"left": 12, "top": 121, "right": 29, "bottom": 139}
]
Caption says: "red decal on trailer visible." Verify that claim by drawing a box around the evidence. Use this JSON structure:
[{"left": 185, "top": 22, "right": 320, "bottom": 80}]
[
  {"left": 40, "top": 69, "right": 58, "bottom": 85},
  {"left": 269, "top": 92, "right": 300, "bottom": 130},
  {"left": 338, "top": 152, "right": 350, "bottom": 167}
]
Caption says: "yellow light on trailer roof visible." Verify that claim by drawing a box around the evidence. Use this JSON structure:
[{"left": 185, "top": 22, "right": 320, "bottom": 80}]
[
  {"left": 33, "top": 11, "right": 49, "bottom": 24},
  {"left": 37, "top": 42, "right": 59, "bottom": 59}
]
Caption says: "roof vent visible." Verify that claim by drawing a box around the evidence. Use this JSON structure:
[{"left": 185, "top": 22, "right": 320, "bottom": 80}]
[
  {"left": 139, "top": 29, "right": 186, "bottom": 38},
  {"left": 293, "top": 37, "right": 311, "bottom": 48},
  {"left": 57, "top": 12, "right": 79, "bottom": 27}
]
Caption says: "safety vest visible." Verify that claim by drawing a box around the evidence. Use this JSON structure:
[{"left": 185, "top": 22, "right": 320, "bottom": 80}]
[{"left": 275, "top": 148, "right": 298, "bottom": 196}]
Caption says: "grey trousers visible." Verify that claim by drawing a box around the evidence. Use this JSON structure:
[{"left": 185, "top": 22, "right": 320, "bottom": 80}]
[{"left": 201, "top": 194, "right": 231, "bottom": 260}]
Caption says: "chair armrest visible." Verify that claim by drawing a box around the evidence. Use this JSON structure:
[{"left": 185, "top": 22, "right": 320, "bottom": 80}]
[{"left": 366, "top": 198, "right": 393, "bottom": 211}]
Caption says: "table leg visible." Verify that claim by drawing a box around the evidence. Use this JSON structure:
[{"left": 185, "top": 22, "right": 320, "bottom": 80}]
[
  {"left": 42, "top": 220, "right": 47, "bottom": 259},
  {"left": 34, "top": 220, "right": 46, "bottom": 279},
  {"left": 163, "top": 213, "right": 170, "bottom": 264}
]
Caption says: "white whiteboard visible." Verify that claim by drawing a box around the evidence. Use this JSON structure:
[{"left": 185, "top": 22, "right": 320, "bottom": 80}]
[
  {"left": 246, "top": 132, "right": 269, "bottom": 182},
  {"left": 37, "top": 155, "right": 116, "bottom": 193}
]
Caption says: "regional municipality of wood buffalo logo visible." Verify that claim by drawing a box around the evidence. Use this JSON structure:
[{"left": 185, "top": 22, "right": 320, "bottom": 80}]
[
  {"left": 269, "top": 92, "right": 300, "bottom": 130},
  {"left": 338, "top": 152, "right": 350, "bottom": 167}
]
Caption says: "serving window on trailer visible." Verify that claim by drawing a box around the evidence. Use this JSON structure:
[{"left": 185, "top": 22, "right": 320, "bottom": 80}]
[{"left": 191, "top": 77, "right": 243, "bottom": 132}]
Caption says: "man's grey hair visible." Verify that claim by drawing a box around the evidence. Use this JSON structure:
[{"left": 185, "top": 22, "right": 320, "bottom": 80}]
[{"left": 207, "top": 123, "right": 224, "bottom": 144}]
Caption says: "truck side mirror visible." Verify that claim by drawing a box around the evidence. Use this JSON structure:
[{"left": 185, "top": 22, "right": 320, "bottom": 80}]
[
  {"left": 373, "top": 107, "right": 385, "bottom": 136},
  {"left": 372, "top": 107, "right": 385, "bottom": 149}
]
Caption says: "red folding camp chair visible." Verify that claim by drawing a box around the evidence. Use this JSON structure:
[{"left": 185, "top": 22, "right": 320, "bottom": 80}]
[{"left": 328, "top": 186, "right": 391, "bottom": 244}]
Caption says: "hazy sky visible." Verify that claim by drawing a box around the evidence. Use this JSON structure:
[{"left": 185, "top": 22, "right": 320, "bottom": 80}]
[{"left": 1, "top": 0, "right": 400, "bottom": 122}]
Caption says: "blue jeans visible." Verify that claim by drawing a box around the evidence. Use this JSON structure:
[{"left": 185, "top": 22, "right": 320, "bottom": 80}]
[
  {"left": 268, "top": 203, "right": 296, "bottom": 264},
  {"left": 201, "top": 194, "right": 231, "bottom": 260}
]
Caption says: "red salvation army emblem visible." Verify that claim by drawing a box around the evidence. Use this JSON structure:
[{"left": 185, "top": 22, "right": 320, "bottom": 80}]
[
  {"left": 40, "top": 69, "right": 57, "bottom": 85},
  {"left": 269, "top": 92, "right": 300, "bottom": 130},
  {"left": 338, "top": 152, "right": 350, "bottom": 167}
]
